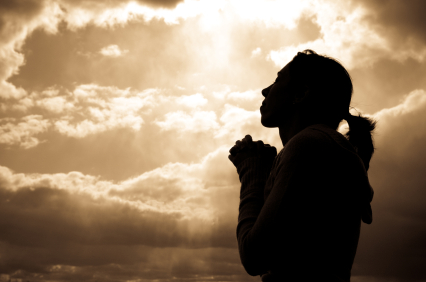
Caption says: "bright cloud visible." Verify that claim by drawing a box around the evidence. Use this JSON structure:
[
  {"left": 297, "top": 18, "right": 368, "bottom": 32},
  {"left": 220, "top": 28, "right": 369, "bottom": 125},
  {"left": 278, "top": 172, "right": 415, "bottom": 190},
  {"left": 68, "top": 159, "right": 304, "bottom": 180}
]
[
  {"left": 216, "top": 104, "right": 259, "bottom": 138},
  {"left": 155, "top": 110, "right": 219, "bottom": 132},
  {"left": 0, "top": 115, "right": 50, "bottom": 148},
  {"left": 251, "top": 47, "right": 262, "bottom": 57},
  {"left": 0, "top": 146, "right": 239, "bottom": 249},
  {"left": 268, "top": 0, "right": 426, "bottom": 70},
  {"left": 53, "top": 84, "right": 155, "bottom": 138},
  {"left": 227, "top": 89, "right": 260, "bottom": 101},
  {"left": 99, "top": 44, "right": 129, "bottom": 57},
  {"left": 0, "top": 145, "right": 245, "bottom": 280},
  {"left": 176, "top": 93, "right": 208, "bottom": 107},
  {"left": 374, "top": 89, "right": 426, "bottom": 121},
  {"left": 268, "top": 1, "right": 388, "bottom": 69}
]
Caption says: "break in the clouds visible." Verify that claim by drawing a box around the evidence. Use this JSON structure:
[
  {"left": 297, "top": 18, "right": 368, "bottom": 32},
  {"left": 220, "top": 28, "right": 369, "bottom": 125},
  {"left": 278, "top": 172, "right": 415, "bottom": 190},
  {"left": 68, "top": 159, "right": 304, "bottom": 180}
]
[{"left": 1, "top": 0, "right": 426, "bottom": 281}]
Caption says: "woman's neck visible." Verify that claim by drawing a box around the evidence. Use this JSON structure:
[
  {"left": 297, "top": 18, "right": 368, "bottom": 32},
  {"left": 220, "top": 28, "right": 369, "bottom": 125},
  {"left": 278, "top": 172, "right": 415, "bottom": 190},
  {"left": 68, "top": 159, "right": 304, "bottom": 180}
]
[
  {"left": 278, "top": 120, "right": 306, "bottom": 147},
  {"left": 278, "top": 113, "right": 332, "bottom": 147}
]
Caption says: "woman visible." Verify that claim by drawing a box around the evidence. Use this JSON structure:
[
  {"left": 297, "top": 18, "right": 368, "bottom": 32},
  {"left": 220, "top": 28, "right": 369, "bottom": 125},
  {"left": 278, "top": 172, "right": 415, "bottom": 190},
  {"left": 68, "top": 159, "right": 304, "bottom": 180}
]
[{"left": 228, "top": 50, "right": 375, "bottom": 282}]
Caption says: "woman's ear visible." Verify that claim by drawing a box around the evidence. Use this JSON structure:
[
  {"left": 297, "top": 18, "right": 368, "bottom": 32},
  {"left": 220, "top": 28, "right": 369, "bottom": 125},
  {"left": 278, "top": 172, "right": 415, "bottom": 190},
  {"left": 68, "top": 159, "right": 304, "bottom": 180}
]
[{"left": 292, "top": 86, "right": 310, "bottom": 105}]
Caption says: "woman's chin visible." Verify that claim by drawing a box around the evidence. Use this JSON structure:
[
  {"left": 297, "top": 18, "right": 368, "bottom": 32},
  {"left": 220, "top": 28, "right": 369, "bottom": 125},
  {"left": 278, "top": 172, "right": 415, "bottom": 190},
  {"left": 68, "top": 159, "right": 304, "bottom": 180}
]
[{"left": 261, "top": 116, "right": 278, "bottom": 128}]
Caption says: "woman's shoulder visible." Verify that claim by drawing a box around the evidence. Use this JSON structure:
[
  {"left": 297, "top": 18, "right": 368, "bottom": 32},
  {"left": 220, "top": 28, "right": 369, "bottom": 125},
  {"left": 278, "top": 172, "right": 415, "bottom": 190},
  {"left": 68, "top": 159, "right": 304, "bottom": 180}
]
[
  {"left": 286, "top": 124, "right": 356, "bottom": 155},
  {"left": 285, "top": 124, "right": 335, "bottom": 152}
]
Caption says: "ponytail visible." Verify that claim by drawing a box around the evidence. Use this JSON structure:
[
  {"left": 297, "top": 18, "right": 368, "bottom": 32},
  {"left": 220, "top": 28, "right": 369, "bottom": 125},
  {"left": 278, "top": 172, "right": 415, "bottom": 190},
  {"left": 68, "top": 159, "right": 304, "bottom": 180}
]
[
  {"left": 289, "top": 49, "right": 377, "bottom": 170},
  {"left": 344, "top": 113, "right": 377, "bottom": 171}
]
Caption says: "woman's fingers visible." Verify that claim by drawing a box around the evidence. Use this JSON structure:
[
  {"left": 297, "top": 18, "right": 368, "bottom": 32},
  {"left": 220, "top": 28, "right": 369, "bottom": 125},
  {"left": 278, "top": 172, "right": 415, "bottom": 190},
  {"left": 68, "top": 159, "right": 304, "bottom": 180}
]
[
  {"left": 229, "top": 146, "right": 240, "bottom": 156},
  {"left": 241, "top": 135, "right": 254, "bottom": 149},
  {"left": 228, "top": 137, "right": 277, "bottom": 166},
  {"left": 254, "top": 141, "right": 277, "bottom": 158},
  {"left": 228, "top": 154, "right": 235, "bottom": 162},
  {"left": 243, "top": 135, "right": 253, "bottom": 143},
  {"left": 231, "top": 135, "right": 272, "bottom": 157},
  {"left": 255, "top": 140, "right": 264, "bottom": 149}
]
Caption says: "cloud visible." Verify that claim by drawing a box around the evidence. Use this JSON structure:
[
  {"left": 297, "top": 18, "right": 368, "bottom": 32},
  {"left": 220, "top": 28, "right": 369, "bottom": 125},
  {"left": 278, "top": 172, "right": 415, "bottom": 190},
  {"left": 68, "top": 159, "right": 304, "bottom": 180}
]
[
  {"left": 0, "top": 115, "right": 50, "bottom": 148},
  {"left": 267, "top": 1, "right": 389, "bottom": 69},
  {"left": 53, "top": 84, "right": 156, "bottom": 138},
  {"left": 155, "top": 110, "right": 219, "bottom": 133},
  {"left": 251, "top": 47, "right": 261, "bottom": 57},
  {"left": 136, "top": 0, "right": 185, "bottom": 9},
  {"left": 0, "top": 0, "right": 195, "bottom": 100},
  {"left": 99, "top": 44, "right": 129, "bottom": 57},
  {"left": 2, "top": 84, "right": 157, "bottom": 143},
  {"left": 227, "top": 89, "right": 260, "bottom": 102},
  {"left": 0, "top": 146, "right": 246, "bottom": 280},
  {"left": 0, "top": 0, "right": 61, "bottom": 99},
  {"left": 3, "top": 85, "right": 426, "bottom": 281},
  {"left": 350, "top": 89, "right": 426, "bottom": 280},
  {"left": 176, "top": 93, "right": 208, "bottom": 108},
  {"left": 36, "top": 96, "right": 76, "bottom": 114},
  {"left": 0, "top": 0, "right": 226, "bottom": 99},
  {"left": 1, "top": 1, "right": 426, "bottom": 281},
  {"left": 215, "top": 104, "right": 275, "bottom": 143},
  {"left": 374, "top": 89, "right": 426, "bottom": 121},
  {"left": 360, "top": 0, "right": 426, "bottom": 45},
  {"left": 216, "top": 104, "right": 259, "bottom": 139},
  {"left": 228, "top": 0, "right": 313, "bottom": 29},
  {"left": 0, "top": 146, "right": 238, "bottom": 247},
  {"left": 267, "top": 0, "right": 426, "bottom": 70}
]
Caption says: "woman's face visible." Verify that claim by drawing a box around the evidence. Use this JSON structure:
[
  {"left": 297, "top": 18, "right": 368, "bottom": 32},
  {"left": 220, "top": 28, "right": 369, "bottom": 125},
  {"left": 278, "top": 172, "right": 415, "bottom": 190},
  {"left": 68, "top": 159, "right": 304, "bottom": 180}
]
[{"left": 260, "top": 63, "right": 296, "bottom": 128}]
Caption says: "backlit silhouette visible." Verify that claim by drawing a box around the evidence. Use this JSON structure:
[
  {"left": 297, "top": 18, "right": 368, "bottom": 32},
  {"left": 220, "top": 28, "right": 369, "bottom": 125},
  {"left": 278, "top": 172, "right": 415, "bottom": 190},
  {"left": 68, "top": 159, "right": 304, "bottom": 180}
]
[{"left": 229, "top": 50, "right": 376, "bottom": 282}]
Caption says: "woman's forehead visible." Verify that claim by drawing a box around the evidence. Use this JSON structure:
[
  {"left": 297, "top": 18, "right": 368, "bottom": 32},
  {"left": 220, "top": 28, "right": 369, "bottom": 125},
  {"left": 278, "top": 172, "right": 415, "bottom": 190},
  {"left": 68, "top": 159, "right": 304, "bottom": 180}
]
[{"left": 278, "top": 62, "right": 292, "bottom": 76}]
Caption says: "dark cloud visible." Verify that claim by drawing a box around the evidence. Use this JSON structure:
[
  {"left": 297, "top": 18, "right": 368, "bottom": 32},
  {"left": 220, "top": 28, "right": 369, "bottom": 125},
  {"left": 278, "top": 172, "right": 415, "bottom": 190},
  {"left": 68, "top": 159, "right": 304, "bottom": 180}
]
[
  {"left": 0, "top": 176, "right": 237, "bottom": 249},
  {"left": 0, "top": 0, "right": 42, "bottom": 16},
  {"left": 352, "top": 91, "right": 426, "bottom": 281},
  {"left": 0, "top": 185, "right": 238, "bottom": 279},
  {"left": 137, "top": 0, "right": 184, "bottom": 9},
  {"left": 0, "top": 243, "right": 253, "bottom": 282},
  {"left": 58, "top": 0, "right": 184, "bottom": 11},
  {"left": 350, "top": 58, "right": 426, "bottom": 114},
  {"left": 0, "top": 0, "right": 49, "bottom": 49},
  {"left": 361, "top": 0, "right": 426, "bottom": 44},
  {"left": 0, "top": 148, "right": 243, "bottom": 280}
]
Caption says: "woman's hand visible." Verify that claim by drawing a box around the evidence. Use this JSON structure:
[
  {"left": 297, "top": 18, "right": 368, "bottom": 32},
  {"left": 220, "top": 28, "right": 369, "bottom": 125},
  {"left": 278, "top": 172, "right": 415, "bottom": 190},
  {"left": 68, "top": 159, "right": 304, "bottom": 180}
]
[{"left": 228, "top": 135, "right": 277, "bottom": 168}]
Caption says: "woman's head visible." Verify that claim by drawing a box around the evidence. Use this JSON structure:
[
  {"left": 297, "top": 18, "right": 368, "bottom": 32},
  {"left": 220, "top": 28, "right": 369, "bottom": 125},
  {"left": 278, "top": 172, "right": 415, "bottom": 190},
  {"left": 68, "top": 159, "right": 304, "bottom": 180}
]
[
  {"left": 261, "top": 49, "right": 353, "bottom": 129},
  {"left": 261, "top": 49, "right": 376, "bottom": 170},
  {"left": 290, "top": 49, "right": 353, "bottom": 125}
]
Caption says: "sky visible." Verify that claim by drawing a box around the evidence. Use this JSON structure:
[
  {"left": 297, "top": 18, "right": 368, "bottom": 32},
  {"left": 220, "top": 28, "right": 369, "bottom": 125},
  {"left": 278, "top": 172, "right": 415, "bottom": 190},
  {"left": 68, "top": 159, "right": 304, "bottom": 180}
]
[{"left": 0, "top": 0, "right": 426, "bottom": 281}]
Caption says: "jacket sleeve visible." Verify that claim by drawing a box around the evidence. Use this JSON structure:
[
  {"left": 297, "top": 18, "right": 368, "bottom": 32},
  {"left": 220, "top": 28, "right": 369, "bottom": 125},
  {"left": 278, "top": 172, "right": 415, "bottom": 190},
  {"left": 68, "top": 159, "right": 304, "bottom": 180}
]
[
  {"left": 235, "top": 153, "right": 275, "bottom": 276},
  {"left": 236, "top": 130, "right": 329, "bottom": 276}
]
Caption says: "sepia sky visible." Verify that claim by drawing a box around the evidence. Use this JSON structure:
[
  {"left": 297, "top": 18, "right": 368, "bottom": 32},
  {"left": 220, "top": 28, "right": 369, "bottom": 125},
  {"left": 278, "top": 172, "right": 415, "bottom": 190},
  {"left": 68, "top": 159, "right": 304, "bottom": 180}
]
[{"left": 1, "top": 0, "right": 426, "bottom": 281}]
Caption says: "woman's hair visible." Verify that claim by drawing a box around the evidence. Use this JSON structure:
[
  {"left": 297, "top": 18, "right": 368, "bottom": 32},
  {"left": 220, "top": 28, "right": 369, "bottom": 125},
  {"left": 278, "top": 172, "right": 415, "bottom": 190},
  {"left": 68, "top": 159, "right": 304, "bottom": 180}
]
[{"left": 289, "top": 49, "right": 376, "bottom": 170}]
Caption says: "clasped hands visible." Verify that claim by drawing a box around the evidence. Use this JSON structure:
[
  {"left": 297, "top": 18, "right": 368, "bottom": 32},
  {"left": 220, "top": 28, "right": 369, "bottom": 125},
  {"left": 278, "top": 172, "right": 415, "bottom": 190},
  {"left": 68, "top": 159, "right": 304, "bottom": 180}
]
[{"left": 228, "top": 135, "right": 277, "bottom": 168}]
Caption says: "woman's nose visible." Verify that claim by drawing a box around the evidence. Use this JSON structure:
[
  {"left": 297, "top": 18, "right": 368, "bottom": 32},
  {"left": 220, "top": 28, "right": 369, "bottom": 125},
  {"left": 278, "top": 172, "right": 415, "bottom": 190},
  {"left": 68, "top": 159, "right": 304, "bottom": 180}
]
[{"left": 262, "top": 86, "right": 271, "bottom": 98}]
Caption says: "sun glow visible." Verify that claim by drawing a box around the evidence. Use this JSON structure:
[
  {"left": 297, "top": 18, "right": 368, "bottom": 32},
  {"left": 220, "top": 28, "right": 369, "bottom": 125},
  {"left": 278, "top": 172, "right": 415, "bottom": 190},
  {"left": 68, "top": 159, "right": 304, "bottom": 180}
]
[{"left": 1, "top": 0, "right": 426, "bottom": 281}]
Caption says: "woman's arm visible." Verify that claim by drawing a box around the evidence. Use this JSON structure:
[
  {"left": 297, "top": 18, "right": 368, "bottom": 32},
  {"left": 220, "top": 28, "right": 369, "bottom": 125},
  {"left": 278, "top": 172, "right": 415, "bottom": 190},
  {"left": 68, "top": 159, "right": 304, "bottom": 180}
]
[
  {"left": 235, "top": 156, "right": 276, "bottom": 276},
  {"left": 234, "top": 129, "right": 333, "bottom": 276},
  {"left": 229, "top": 137, "right": 278, "bottom": 275}
]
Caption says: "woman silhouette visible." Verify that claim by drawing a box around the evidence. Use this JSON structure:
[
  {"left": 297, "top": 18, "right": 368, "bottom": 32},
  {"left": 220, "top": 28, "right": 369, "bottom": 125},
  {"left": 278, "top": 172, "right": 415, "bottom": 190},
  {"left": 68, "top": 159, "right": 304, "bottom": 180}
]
[{"left": 228, "top": 50, "right": 375, "bottom": 282}]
